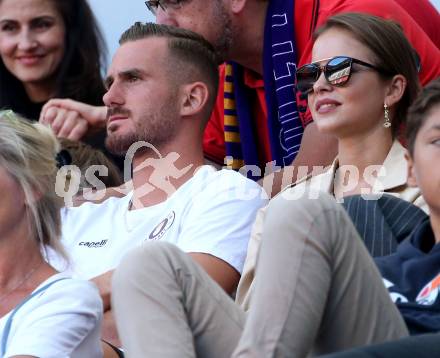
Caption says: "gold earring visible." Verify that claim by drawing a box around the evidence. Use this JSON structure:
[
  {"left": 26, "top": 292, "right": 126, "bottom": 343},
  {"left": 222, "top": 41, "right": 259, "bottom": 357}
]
[{"left": 383, "top": 103, "right": 391, "bottom": 128}]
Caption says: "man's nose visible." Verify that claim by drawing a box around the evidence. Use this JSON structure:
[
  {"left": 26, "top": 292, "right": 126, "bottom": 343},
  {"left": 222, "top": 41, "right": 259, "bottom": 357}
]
[
  {"left": 103, "top": 83, "right": 124, "bottom": 107},
  {"left": 156, "top": 9, "right": 179, "bottom": 27}
]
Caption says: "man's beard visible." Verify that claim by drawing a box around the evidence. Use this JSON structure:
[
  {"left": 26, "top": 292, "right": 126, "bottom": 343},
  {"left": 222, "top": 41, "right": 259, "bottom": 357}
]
[
  {"left": 211, "top": 1, "right": 233, "bottom": 62},
  {"left": 105, "top": 106, "right": 179, "bottom": 157}
]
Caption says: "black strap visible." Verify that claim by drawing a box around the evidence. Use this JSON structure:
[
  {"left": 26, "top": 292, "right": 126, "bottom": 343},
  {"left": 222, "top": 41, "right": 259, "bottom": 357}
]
[{"left": 103, "top": 340, "right": 125, "bottom": 358}]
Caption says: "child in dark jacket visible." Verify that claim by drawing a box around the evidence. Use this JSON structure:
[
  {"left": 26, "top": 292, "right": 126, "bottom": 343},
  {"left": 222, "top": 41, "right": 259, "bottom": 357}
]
[{"left": 374, "top": 77, "right": 440, "bottom": 334}]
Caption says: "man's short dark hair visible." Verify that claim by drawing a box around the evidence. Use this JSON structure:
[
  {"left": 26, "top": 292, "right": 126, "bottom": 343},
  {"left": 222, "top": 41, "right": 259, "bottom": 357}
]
[
  {"left": 119, "top": 22, "right": 219, "bottom": 123},
  {"left": 406, "top": 77, "right": 440, "bottom": 156}
]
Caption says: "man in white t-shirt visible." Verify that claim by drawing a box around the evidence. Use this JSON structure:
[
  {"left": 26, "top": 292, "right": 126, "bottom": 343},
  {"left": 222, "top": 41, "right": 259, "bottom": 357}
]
[{"left": 55, "top": 22, "right": 267, "bottom": 346}]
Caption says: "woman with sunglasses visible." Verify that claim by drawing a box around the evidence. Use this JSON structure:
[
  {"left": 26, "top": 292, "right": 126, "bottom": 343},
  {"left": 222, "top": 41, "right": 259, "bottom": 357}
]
[
  {"left": 288, "top": 12, "right": 424, "bottom": 209},
  {"left": 0, "top": 111, "right": 103, "bottom": 357},
  {"left": 236, "top": 9, "right": 428, "bottom": 319},
  {"left": 235, "top": 12, "right": 428, "bottom": 309}
]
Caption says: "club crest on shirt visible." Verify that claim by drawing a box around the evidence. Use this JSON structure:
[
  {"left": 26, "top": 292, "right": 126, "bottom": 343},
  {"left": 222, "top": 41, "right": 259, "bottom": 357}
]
[
  {"left": 148, "top": 211, "right": 176, "bottom": 241},
  {"left": 416, "top": 273, "right": 440, "bottom": 306}
]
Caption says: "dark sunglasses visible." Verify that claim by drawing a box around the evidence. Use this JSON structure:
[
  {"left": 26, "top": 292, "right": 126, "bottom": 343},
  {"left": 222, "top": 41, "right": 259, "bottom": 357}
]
[
  {"left": 145, "top": 0, "right": 184, "bottom": 15},
  {"left": 295, "top": 56, "right": 386, "bottom": 94}
]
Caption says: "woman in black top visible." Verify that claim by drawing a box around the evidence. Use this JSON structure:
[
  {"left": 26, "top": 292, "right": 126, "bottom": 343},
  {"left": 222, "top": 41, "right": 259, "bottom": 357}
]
[{"left": 0, "top": 0, "right": 106, "bottom": 120}]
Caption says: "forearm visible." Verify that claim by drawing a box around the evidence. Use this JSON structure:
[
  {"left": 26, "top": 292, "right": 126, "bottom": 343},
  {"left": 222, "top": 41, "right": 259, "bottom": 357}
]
[
  {"left": 91, "top": 270, "right": 114, "bottom": 311},
  {"left": 102, "top": 310, "right": 121, "bottom": 347},
  {"left": 189, "top": 253, "right": 240, "bottom": 295}
]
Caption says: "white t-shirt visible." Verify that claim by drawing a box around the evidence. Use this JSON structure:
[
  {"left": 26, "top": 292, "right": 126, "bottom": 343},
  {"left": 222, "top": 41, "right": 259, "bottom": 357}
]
[
  {"left": 55, "top": 166, "right": 267, "bottom": 279},
  {"left": 0, "top": 273, "right": 102, "bottom": 358}
]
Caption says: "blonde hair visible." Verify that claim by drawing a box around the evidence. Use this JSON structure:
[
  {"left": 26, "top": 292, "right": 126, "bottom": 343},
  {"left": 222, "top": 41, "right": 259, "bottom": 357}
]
[{"left": 0, "top": 110, "right": 65, "bottom": 259}]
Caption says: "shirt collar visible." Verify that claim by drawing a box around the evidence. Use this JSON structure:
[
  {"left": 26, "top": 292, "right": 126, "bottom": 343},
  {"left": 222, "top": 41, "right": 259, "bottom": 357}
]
[
  {"left": 378, "top": 140, "right": 409, "bottom": 190},
  {"left": 308, "top": 140, "right": 408, "bottom": 195}
]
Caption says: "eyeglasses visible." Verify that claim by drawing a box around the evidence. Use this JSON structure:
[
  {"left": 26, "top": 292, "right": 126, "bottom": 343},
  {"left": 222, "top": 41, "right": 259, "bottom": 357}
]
[
  {"left": 145, "top": 0, "right": 185, "bottom": 15},
  {"left": 295, "top": 56, "right": 387, "bottom": 94}
]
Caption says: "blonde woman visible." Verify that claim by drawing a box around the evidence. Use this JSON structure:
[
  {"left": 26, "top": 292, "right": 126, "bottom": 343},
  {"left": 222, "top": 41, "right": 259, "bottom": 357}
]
[{"left": 0, "top": 111, "right": 103, "bottom": 357}]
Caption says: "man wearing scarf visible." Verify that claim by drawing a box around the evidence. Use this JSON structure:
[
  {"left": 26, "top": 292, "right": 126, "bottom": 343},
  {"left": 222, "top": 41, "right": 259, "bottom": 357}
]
[{"left": 155, "top": 0, "right": 440, "bottom": 193}]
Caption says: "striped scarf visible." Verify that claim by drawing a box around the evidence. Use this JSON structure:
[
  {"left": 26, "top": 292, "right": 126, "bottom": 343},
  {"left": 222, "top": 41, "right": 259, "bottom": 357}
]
[
  {"left": 223, "top": 0, "right": 302, "bottom": 179},
  {"left": 223, "top": 64, "right": 245, "bottom": 171}
]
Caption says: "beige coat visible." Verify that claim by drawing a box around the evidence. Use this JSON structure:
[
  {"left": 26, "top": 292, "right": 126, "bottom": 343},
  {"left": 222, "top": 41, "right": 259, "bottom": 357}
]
[{"left": 236, "top": 140, "right": 427, "bottom": 311}]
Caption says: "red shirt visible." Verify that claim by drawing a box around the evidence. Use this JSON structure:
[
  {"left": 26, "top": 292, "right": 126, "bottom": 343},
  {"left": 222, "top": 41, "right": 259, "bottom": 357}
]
[
  {"left": 203, "top": 0, "right": 440, "bottom": 165},
  {"left": 393, "top": 0, "right": 440, "bottom": 49}
]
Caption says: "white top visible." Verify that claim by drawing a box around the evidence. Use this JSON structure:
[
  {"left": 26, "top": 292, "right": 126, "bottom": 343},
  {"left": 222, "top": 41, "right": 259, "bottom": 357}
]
[
  {"left": 54, "top": 166, "right": 267, "bottom": 278},
  {"left": 0, "top": 273, "right": 103, "bottom": 358}
]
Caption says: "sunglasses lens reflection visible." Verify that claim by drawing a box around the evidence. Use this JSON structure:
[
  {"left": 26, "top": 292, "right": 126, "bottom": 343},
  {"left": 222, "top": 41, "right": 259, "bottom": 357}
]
[
  {"left": 296, "top": 65, "right": 319, "bottom": 93},
  {"left": 326, "top": 57, "right": 351, "bottom": 85},
  {"left": 296, "top": 57, "right": 353, "bottom": 93}
]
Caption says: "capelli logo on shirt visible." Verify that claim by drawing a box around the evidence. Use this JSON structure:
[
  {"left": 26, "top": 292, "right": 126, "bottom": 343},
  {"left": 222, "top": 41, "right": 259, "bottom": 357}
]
[
  {"left": 78, "top": 240, "right": 108, "bottom": 248},
  {"left": 148, "top": 211, "right": 176, "bottom": 241}
]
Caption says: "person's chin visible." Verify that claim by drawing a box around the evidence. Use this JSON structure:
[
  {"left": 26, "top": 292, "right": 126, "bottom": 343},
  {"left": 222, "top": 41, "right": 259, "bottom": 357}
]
[
  {"left": 315, "top": 115, "right": 343, "bottom": 134},
  {"left": 15, "top": 70, "right": 48, "bottom": 84},
  {"left": 105, "top": 134, "right": 133, "bottom": 156}
]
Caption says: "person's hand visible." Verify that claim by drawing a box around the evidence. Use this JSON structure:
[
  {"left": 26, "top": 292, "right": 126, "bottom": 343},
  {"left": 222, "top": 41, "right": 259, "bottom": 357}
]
[
  {"left": 40, "top": 98, "right": 107, "bottom": 140},
  {"left": 91, "top": 270, "right": 114, "bottom": 312}
]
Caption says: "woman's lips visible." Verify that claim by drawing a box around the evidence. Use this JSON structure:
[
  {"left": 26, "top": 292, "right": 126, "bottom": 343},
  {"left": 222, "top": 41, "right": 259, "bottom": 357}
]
[
  {"left": 315, "top": 99, "right": 341, "bottom": 114},
  {"left": 16, "top": 55, "right": 44, "bottom": 66}
]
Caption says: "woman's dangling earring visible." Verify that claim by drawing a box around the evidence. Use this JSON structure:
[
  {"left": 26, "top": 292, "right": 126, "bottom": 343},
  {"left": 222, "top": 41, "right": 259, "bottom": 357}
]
[{"left": 383, "top": 103, "right": 391, "bottom": 128}]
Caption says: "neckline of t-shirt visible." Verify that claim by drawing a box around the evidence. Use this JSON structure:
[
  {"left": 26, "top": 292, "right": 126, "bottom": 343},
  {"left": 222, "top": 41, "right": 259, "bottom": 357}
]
[
  {"left": 0, "top": 272, "right": 70, "bottom": 321},
  {"left": 32, "top": 272, "right": 70, "bottom": 292}
]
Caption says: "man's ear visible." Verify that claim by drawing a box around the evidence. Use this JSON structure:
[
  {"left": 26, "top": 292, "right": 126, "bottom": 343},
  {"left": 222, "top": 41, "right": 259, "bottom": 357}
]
[
  {"left": 179, "top": 82, "right": 209, "bottom": 118},
  {"left": 384, "top": 74, "right": 406, "bottom": 107},
  {"left": 405, "top": 150, "right": 418, "bottom": 187}
]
